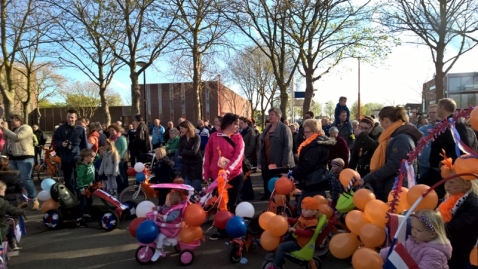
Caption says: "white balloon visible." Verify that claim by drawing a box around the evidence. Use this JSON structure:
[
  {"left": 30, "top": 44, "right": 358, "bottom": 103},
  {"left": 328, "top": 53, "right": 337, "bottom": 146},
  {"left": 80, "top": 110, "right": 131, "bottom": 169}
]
[
  {"left": 136, "top": 200, "right": 155, "bottom": 218},
  {"left": 37, "top": 190, "right": 51, "bottom": 202},
  {"left": 235, "top": 202, "right": 255, "bottom": 219},
  {"left": 134, "top": 162, "right": 145, "bottom": 173}
]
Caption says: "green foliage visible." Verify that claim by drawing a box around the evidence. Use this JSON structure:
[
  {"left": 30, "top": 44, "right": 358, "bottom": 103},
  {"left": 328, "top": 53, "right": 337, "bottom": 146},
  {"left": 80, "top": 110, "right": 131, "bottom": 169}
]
[
  {"left": 38, "top": 100, "right": 66, "bottom": 108},
  {"left": 350, "top": 101, "right": 383, "bottom": 120}
]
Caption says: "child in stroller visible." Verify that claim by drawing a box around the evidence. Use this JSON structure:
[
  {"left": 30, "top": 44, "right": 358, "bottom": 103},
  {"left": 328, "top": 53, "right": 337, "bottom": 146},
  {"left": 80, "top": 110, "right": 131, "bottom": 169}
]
[{"left": 0, "top": 181, "right": 24, "bottom": 251}]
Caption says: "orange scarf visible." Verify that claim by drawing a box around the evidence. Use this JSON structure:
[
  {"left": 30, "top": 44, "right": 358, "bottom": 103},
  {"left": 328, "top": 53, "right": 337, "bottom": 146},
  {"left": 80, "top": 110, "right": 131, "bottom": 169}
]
[
  {"left": 297, "top": 132, "right": 324, "bottom": 156},
  {"left": 369, "top": 121, "right": 404, "bottom": 172},
  {"left": 438, "top": 193, "right": 465, "bottom": 222}
]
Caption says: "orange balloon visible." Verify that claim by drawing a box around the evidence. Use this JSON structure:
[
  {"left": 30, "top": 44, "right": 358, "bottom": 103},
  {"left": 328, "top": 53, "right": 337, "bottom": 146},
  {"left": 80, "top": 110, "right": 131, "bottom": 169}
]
[
  {"left": 41, "top": 198, "right": 59, "bottom": 213},
  {"left": 179, "top": 227, "right": 196, "bottom": 243},
  {"left": 184, "top": 204, "right": 206, "bottom": 227},
  {"left": 387, "top": 187, "right": 409, "bottom": 214},
  {"left": 470, "top": 246, "right": 478, "bottom": 266},
  {"left": 191, "top": 226, "right": 203, "bottom": 239},
  {"left": 353, "top": 189, "right": 376, "bottom": 211},
  {"left": 364, "top": 200, "right": 388, "bottom": 228},
  {"left": 259, "top": 212, "right": 276, "bottom": 230},
  {"left": 274, "top": 177, "right": 294, "bottom": 195},
  {"left": 359, "top": 223, "right": 386, "bottom": 248},
  {"left": 260, "top": 230, "right": 280, "bottom": 251},
  {"left": 318, "top": 204, "right": 334, "bottom": 219},
  {"left": 268, "top": 215, "right": 288, "bottom": 236},
  {"left": 313, "top": 195, "right": 328, "bottom": 206},
  {"left": 345, "top": 210, "right": 370, "bottom": 235},
  {"left": 274, "top": 194, "right": 286, "bottom": 206},
  {"left": 454, "top": 154, "right": 478, "bottom": 180},
  {"left": 329, "top": 233, "right": 359, "bottom": 259},
  {"left": 470, "top": 106, "right": 478, "bottom": 131},
  {"left": 407, "top": 184, "right": 438, "bottom": 212},
  {"left": 339, "top": 168, "right": 359, "bottom": 191},
  {"left": 352, "top": 247, "right": 384, "bottom": 269}
]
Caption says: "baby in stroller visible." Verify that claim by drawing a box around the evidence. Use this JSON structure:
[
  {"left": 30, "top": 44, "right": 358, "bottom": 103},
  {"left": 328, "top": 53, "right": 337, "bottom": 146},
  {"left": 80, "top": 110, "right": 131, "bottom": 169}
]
[{"left": 151, "top": 192, "right": 184, "bottom": 262}]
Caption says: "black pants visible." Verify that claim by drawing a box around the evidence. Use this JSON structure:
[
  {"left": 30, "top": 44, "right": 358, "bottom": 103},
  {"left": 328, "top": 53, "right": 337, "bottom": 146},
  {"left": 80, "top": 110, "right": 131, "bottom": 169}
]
[
  {"left": 227, "top": 173, "right": 244, "bottom": 214},
  {"left": 62, "top": 161, "right": 77, "bottom": 195},
  {"left": 262, "top": 168, "right": 273, "bottom": 198},
  {"left": 418, "top": 168, "right": 446, "bottom": 198},
  {"left": 34, "top": 147, "right": 43, "bottom": 166},
  {"left": 77, "top": 193, "right": 93, "bottom": 219},
  {"left": 129, "top": 151, "right": 138, "bottom": 167},
  {"left": 241, "top": 174, "right": 255, "bottom": 201}
]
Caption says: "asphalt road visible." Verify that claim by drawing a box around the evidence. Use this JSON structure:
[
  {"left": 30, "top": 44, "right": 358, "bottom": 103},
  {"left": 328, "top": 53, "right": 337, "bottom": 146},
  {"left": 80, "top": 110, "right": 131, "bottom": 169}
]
[{"left": 11, "top": 174, "right": 353, "bottom": 269}]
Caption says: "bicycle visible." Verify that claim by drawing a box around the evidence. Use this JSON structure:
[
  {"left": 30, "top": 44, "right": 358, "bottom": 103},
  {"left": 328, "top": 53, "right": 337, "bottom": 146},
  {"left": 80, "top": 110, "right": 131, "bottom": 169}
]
[
  {"left": 118, "top": 152, "right": 156, "bottom": 204},
  {"left": 36, "top": 147, "right": 63, "bottom": 183}
]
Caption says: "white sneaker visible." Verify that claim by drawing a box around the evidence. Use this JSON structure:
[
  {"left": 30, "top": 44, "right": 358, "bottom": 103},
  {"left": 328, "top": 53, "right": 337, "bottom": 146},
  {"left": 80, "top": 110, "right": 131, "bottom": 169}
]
[{"left": 151, "top": 249, "right": 162, "bottom": 262}]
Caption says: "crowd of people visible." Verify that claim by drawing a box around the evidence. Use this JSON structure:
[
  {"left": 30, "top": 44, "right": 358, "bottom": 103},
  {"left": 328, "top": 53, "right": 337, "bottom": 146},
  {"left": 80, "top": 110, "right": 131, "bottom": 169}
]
[{"left": 0, "top": 95, "right": 477, "bottom": 268}]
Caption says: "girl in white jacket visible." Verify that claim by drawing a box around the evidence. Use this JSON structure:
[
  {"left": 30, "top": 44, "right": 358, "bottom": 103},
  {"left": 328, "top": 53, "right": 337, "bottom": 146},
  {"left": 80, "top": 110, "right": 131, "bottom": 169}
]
[{"left": 99, "top": 139, "right": 120, "bottom": 196}]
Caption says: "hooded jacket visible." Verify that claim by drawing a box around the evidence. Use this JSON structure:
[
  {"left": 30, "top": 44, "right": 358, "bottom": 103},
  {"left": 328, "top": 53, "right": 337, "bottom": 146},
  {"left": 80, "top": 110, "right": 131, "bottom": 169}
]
[
  {"left": 98, "top": 150, "right": 119, "bottom": 177},
  {"left": 0, "top": 171, "right": 22, "bottom": 204},
  {"left": 380, "top": 237, "right": 452, "bottom": 269},
  {"left": 363, "top": 123, "right": 422, "bottom": 202},
  {"left": 202, "top": 132, "right": 244, "bottom": 181}
]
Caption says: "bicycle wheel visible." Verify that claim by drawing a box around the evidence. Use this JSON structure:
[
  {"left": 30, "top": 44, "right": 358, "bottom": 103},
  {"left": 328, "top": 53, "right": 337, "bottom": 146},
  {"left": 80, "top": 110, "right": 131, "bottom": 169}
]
[
  {"left": 36, "top": 163, "right": 47, "bottom": 182},
  {"left": 119, "top": 185, "right": 147, "bottom": 204}
]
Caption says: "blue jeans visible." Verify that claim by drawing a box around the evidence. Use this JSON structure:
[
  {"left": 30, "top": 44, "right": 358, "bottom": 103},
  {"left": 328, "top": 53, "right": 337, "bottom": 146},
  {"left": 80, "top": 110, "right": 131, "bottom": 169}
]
[
  {"left": 273, "top": 237, "right": 300, "bottom": 266},
  {"left": 185, "top": 177, "right": 202, "bottom": 193},
  {"left": 296, "top": 188, "right": 325, "bottom": 216},
  {"left": 9, "top": 158, "right": 36, "bottom": 199}
]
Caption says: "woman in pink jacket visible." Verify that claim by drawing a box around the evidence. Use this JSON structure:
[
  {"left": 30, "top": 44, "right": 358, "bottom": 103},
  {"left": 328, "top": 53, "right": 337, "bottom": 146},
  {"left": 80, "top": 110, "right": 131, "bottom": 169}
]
[
  {"left": 380, "top": 209, "right": 452, "bottom": 269},
  {"left": 203, "top": 113, "right": 244, "bottom": 241}
]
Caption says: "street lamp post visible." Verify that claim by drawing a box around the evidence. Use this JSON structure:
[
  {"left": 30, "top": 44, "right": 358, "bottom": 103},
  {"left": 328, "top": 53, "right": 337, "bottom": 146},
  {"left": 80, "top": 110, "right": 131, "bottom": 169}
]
[
  {"left": 358, "top": 57, "right": 361, "bottom": 118},
  {"left": 136, "top": 61, "right": 148, "bottom": 120}
]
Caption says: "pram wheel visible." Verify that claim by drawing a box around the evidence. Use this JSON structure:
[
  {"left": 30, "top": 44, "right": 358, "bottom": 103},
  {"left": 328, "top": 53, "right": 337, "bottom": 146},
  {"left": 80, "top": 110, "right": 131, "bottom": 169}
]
[
  {"left": 315, "top": 236, "right": 330, "bottom": 257},
  {"left": 229, "top": 242, "right": 243, "bottom": 263},
  {"left": 135, "top": 246, "right": 153, "bottom": 265},
  {"left": 261, "top": 261, "right": 282, "bottom": 269},
  {"left": 43, "top": 209, "right": 63, "bottom": 230},
  {"left": 306, "top": 256, "right": 322, "bottom": 269},
  {"left": 179, "top": 249, "right": 194, "bottom": 266},
  {"left": 98, "top": 210, "right": 119, "bottom": 232},
  {"left": 121, "top": 200, "right": 137, "bottom": 220}
]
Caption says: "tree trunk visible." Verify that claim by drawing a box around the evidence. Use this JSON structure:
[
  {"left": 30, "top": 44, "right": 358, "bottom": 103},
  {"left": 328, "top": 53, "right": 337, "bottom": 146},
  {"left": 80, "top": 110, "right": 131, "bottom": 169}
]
[
  {"left": 279, "top": 84, "right": 288, "bottom": 118},
  {"left": 303, "top": 70, "right": 314, "bottom": 117},
  {"left": 21, "top": 102, "right": 29, "bottom": 125},
  {"left": 99, "top": 85, "right": 111, "bottom": 126},
  {"left": 130, "top": 71, "right": 140, "bottom": 116},
  {"left": 435, "top": 41, "right": 445, "bottom": 102},
  {"left": 0, "top": 84, "right": 14, "bottom": 118},
  {"left": 35, "top": 107, "right": 41, "bottom": 125},
  {"left": 192, "top": 47, "right": 202, "bottom": 122}
]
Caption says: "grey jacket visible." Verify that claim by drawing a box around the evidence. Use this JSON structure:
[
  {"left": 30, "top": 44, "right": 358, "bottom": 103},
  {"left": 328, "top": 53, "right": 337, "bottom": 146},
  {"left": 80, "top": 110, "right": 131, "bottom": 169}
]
[
  {"left": 99, "top": 150, "right": 119, "bottom": 176},
  {"left": 258, "top": 122, "right": 295, "bottom": 168}
]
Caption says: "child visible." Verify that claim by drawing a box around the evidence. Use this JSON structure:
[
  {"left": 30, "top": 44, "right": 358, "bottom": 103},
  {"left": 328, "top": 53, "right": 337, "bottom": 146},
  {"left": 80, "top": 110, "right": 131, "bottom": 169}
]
[
  {"left": 327, "top": 158, "right": 345, "bottom": 206},
  {"left": 334, "top": 96, "right": 350, "bottom": 126},
  {"left": 438, "top": 176, "right": 478, "bottom": 269},
  {"left": 0, "top": 181, "right": 24, "bottom": 251},
  {"left": 267, "top": 197, "right": 320, "bottom": 269},
  {"left": 151, "top": 147, "right": 175, "bottom": 205},
  {"left": 0, "top": 156, "right": 23, "bottom": 208},
  {"left": 75, "top": 149, "right": 97, "bottom": 228},
  {"left": 380, "top": 210, "right": 452, "bottom": 269},
  {"left": 98, "top": 139, "right": 120, "bottom": 196},
  {"left": 151, "top": 192, "right": 183, "bottom": 262}
]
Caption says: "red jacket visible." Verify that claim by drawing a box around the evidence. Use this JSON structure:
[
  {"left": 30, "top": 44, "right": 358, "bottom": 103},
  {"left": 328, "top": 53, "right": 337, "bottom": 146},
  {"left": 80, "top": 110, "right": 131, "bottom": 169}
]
[{"left": 202, "top": 131, "right": 244, "bottom": 181}]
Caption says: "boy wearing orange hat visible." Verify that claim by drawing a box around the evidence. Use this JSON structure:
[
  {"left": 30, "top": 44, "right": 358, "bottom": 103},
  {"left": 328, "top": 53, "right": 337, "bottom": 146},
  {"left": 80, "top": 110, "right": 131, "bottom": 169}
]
[{"left": 267, "top": 197, "right": 320, "bottom": 269}]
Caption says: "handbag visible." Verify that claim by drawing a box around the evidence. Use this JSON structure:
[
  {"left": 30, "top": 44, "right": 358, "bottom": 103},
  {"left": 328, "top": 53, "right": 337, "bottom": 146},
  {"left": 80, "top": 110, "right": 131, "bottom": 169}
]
[{"left": 303, "top": 166, "right": 327, "bottom": 186}]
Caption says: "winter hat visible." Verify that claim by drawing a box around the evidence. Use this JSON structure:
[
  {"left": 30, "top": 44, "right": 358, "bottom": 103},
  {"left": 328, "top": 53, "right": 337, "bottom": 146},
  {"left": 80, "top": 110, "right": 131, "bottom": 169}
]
[
  {"left": 331, "top": 158, "right": 345, "bottom": 168},
  {"left": 301, "top": 197, "right": 320, "bottom": 210},
  {"left": 360, "top": 116, "right": 375, "bottom": 126}
]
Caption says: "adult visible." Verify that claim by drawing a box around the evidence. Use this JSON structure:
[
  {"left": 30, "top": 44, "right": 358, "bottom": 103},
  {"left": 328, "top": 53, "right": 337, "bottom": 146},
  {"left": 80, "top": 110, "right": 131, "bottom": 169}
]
[
  {"left": 165, "top": 128, "right": 180, "bottom": 159},
  {"left": 176, "top": 117, "right": 186, "bottom": 131},
  {"left": 178, "top": 121, "right": 203, "bottom": 192},
  {"left": 348, "top": 116, "right": 383, "bottom": 178},
  {"left": 289, "top": 123, "right": 299, "bottom": 165},
  {"left": 102, "top": 123, "right": 110, "bottom": 138},
  {"left": 151, "top": 119, "right": 165, "bottom": 149},
  {"left": 417, "top": 104, "right": 439, "bottom": 178},
  {"left": 86, "top": 123, "right": 100, "bottom": 153},
  {"left": 239, "top": 117, "right": 256, "bottom": 201},
  {"left": 131, "top": 115, "right": 151, "bottom": 163},
  {"left": 96, "top": 122, "right": 107, "bottom": 147},
  {"left": 196, "top": 119, "right": 210, "bottom": 154},
  {"left": 210, "top": 116, "right": 222, "bottom": 134},
  {"left": 358, "top": 106, "right": 422, "bottom": 202},
  {"left": 164, "top": 121, "right": 174, "bottom": 144},
  {"left": 53, "top": 109, "right": 88, "bottom": 195},
  {"left": 351, "top": 120, "right": 361, "bottom": 137},
  {"left": 203, "top": 113, "right": 244, "bottom": 240},
  {"left": 328, "top": 126, "right": 350, "bottom": 168},
  {"left": 258, "top": 107, "right": 294, "bottom": 201},
  {"left": 1, "top": 114, "right": 38, "bottom": 210},
  {"left": 32, "top": 124, "right": 47, "bottom": 167},
  {"left": 297, "top": 111, "right": 314, "bottom": 146},
  {"left": 108, "top": 124, "right": 128, "bottom": 193},
  {"left": 321, "top": 118, "right": 332, "bottom": 137},
  {"left": 333, "top": 110, "right": 355, "bottom": 149},
  {"left": 127, "top": 122, "right": 137, "bottom": 166},
  {"left": 419, "top": 98, "right": 470, "bottom": 197},
  {"left": 292, "top": 119, "right": 331, "bottom": 215}
]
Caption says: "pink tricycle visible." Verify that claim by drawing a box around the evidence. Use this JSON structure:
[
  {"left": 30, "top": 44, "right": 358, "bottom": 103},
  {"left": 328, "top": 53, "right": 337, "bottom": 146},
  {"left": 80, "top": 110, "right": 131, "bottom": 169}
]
[{"left": 135, "top": 183, "right": 201, "bottom": 266}]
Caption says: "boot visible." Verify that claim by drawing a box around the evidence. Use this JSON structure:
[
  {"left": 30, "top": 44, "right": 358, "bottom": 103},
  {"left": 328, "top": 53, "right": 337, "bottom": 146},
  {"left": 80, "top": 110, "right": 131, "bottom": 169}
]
[
  {"left": 18, "top": 200, "right": 28, "bottom": 209},
  {"left": 31, "top": 197, "right": 39, "bottom": 211}
]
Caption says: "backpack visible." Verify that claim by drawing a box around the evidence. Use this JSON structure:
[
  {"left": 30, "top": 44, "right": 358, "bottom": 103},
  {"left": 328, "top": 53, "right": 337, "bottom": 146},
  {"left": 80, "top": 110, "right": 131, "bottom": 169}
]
[{"left": 32, "top": 134, "right": 39, "bottom": 147}]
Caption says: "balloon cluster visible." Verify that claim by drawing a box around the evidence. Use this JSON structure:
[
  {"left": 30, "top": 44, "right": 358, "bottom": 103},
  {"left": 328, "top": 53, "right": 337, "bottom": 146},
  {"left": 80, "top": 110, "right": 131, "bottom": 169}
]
[
  {"left": 129, "top": 201, "right": 206, "bottom": 245},
  {"left": 213, "top": 202, "right": 255, "bottom": 239},
  {"left": 133, "top": 162, "right": 146, "bottom": 183},
  {"left": 257, "top": 212, "right": 287, "bottom": 251},
  {"left": 37, "top": 178, "right": 59, "bottom": 213}
]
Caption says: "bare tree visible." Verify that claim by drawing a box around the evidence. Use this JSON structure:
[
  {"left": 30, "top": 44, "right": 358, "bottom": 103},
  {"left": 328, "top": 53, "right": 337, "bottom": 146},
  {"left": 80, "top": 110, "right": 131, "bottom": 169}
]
[
  {"left": 284, "top": 0, "right": 392, "bottom": 113},
  {"left": 47, "top": 0, "right": 125, "bottom": 125},
  {"left": 33, "top": 65, "right": 66, "bottom": 124},
  {"left": 380, "top": 0, "right": 478, "bottom": 101},
  {"left": 168, "top": 0, "right": 233, "bottom": 122},
  {"left": 225, "top": 0, "right": 301, "bottom": 115}
]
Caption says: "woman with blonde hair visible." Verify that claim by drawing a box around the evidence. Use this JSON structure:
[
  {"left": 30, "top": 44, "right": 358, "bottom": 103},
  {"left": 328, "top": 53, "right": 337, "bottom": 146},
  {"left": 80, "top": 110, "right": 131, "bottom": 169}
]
[
  {"left": 98, "top": 139, "right": 120, "bottom": 196},
  {"left": 178, "top": 121, "right": 202, "bottom": 192}
]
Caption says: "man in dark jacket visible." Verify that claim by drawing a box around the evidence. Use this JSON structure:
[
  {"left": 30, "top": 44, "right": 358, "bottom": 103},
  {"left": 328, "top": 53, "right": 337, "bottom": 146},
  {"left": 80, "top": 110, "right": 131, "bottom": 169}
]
[
  {"left": 419, "top": 98, "right": 470, "bottom": 197},
  {"left": 239, "top": 117, "right": 256, "bottom": 200},
  {"left": 32, "top": 124, "right": 47, "bottom": 167},
  {"left": 53, "top": 109, "right": 88, "bottom": 194}
]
